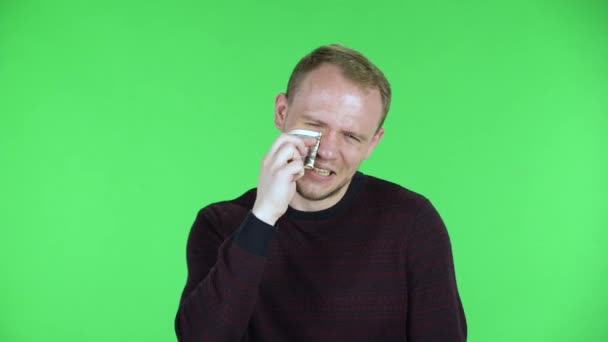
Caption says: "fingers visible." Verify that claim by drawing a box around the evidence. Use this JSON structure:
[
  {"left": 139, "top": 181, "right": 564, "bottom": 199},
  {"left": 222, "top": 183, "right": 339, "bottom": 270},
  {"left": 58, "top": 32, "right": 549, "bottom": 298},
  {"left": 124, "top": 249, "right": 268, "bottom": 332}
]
[
  {"left": 301, "top": 136, "right": 319, "bottom": 147},
  {"left": 270, "top": 142, "right": 302, "bottom": 172},
  {"left": 267, "top": 134, "right": 301, "bottom": 157},
  {"left": 267, "top": 133, "right": 318, "bottom": 159},
  {"left": 253, "top": 132, "right": 316, "bottom": 224},
  {"left": 285, "top": 157, "right": 306, "bottom": 181},
  {"left": 260, "top": 132, "right": 318, "bottom": 183},
  {"left": 270, "top": 141, "right": 305, "bottom": 178}
]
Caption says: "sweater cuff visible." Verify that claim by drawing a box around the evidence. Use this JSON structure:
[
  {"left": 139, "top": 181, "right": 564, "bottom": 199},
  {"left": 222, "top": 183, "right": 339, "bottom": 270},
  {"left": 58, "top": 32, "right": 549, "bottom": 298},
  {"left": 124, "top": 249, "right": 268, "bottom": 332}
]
[{"left": 234, "top": 211, "right": 277, "bottom": 256}]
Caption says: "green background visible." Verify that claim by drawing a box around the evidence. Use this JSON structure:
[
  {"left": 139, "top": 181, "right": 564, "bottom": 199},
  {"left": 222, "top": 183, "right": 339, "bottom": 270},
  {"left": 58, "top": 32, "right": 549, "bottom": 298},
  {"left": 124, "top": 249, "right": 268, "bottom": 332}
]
[{"left": 1, "top": 0, "right": 606, "bottom": 340}]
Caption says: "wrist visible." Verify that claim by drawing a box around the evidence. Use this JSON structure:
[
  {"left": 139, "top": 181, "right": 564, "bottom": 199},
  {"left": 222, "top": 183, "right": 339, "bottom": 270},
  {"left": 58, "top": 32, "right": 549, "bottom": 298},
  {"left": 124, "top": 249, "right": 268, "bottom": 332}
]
[{"left": 251, "top": 206, "right": 279, "bottom": 226}]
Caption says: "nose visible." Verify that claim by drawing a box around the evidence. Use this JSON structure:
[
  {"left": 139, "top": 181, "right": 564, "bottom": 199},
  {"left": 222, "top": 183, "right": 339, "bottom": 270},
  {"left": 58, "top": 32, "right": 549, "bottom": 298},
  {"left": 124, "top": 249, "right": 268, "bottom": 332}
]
[{"left": 316, "top": 131, "right": 338, "bottom": 160}]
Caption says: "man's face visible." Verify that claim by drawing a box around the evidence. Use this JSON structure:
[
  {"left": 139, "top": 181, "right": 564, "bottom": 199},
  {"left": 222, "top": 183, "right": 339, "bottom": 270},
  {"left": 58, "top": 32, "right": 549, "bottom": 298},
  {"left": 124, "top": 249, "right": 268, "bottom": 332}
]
[{"left": 274, "top": 63, "right": 385, "bottom": 210}]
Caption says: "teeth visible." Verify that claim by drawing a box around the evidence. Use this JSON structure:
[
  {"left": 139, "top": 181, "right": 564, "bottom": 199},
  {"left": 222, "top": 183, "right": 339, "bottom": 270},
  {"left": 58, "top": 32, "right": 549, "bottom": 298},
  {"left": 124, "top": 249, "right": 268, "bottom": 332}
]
[{"left": 313, "top": 167, "right": 330, "bottom": 176}]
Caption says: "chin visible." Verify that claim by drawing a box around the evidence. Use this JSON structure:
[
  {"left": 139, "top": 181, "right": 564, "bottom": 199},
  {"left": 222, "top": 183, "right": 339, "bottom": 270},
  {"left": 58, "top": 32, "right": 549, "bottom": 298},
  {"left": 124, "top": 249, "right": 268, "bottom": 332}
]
[
  {"left": 296, "top": 175, "right": 349, "bottom": 202},
  {"left": 296, "top": 188, "right": 331, "bottom": 201},
  {"left": 295, "top": 183, "right": 325, "bottom": 201}
]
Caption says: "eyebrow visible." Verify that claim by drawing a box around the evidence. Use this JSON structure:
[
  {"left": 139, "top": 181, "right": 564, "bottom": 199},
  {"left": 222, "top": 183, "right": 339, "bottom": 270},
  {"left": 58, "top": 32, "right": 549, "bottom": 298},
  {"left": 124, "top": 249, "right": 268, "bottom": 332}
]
[
  {"left": 301, "top": 114, "right": 324, "bottom": 123},
  {"left": 301, "top": 114, "right": 369, "bottom": 142}
]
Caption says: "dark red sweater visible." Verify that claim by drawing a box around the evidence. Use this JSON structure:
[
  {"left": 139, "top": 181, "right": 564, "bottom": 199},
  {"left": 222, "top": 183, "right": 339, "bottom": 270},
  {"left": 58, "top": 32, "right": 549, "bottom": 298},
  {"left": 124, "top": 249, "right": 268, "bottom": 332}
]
[{"left": 175, "top": 172, "right": 467, "bottom": 341}]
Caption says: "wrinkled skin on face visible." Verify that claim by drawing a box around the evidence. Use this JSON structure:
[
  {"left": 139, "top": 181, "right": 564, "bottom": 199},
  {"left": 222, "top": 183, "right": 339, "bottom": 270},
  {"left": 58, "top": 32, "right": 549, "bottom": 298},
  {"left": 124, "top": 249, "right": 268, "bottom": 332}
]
[{"left": 274, "top": 63, "right": 385, "bottom": 212}]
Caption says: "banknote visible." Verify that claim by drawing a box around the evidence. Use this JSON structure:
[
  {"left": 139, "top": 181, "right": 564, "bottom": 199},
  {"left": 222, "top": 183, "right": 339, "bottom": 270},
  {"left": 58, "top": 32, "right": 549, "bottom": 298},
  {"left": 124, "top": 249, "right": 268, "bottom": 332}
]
[{"left": 288, "top": 129, "right": 322, "bottom": 169}]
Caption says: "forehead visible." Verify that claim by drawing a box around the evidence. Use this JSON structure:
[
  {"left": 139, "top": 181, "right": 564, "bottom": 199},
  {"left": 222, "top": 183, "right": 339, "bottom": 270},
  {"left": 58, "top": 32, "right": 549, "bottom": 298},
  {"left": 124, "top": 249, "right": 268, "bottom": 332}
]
[{"left": 289, "top": 64, "right": 383, "bottom": 131}]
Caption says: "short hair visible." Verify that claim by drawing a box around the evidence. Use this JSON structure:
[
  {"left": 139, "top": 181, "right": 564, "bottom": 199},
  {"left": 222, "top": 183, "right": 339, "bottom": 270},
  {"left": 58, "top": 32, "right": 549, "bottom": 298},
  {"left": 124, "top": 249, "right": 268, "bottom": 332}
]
[{"left": 285, "top": 44, "right": 392, "bottom": 128}]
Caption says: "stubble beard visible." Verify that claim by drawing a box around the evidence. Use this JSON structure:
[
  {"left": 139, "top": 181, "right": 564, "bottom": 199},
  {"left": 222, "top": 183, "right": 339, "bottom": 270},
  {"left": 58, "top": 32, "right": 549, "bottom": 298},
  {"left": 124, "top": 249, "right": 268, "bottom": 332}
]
[{"left": 295, "top": 174, "right": 353, "bottom": 202}]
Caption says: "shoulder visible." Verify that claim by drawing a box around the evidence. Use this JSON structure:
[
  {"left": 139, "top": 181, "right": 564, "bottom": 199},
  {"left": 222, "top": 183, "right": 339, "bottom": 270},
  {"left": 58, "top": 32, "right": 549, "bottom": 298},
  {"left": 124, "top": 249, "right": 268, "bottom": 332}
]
[
  {"left": 358, "top": 174, "right": 449, "bottom": 242},
  {"left": 202, "top": 188, "right": 257, "bottom": 215},
  {"left": 193, "top": 188, "right": 257, "bottom": 234},
  {"left": 359, "top": 173, "right": 430, "bottom": 212}
]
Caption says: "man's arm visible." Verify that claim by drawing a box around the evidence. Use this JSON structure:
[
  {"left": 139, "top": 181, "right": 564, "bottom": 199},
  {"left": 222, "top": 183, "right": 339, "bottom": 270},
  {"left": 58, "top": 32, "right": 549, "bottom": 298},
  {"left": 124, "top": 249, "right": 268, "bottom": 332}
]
[
  {"left": 406, "top": 199, "right": 467, "bottom": 341},
  {"left": 175, "top": 133, "right": 315, "bottom": 341},
  {"left": 174, "top": 208, "right": 276, "bottom": 342}
]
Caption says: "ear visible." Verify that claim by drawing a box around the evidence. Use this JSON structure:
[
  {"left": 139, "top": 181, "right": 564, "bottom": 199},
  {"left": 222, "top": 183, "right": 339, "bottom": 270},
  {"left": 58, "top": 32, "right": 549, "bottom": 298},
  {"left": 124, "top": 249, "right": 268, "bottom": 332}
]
[
  {"left": 274, "top": 92, "right": 288, "bottom": 130},
  {"left": 364, "top": 127, "right": 384, "bottom": 159}
]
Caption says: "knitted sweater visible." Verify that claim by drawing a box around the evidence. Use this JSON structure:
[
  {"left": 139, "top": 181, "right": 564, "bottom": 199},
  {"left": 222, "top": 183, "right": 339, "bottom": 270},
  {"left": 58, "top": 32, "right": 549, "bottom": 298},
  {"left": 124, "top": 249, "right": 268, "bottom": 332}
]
[{"left": 175, "top": 172, "right": 467, "bottom": 341}]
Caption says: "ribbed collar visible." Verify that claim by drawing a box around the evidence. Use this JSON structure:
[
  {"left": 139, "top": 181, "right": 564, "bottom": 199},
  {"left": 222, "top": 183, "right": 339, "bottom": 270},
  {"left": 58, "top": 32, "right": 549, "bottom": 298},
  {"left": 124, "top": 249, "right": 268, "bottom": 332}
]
[{"left": 285, "top": 171, "right": 365, "bottom": 221}]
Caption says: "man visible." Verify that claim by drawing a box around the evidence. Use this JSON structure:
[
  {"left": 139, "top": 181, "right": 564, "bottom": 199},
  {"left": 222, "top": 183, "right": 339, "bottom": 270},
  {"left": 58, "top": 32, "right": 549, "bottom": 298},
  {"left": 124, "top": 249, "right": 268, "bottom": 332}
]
[{"left": 175, "top": 44, "right": 467, "bottom": 341}]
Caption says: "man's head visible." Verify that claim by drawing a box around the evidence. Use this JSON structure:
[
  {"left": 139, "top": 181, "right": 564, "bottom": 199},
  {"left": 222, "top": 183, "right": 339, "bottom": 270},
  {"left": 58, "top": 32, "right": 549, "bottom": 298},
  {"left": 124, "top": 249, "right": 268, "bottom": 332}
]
[
  {"left": 285, "top": 44, "right": 392, "bottom": 129},
  {"left": 274, "top": 44, "right": 391, "bottom": 211}
]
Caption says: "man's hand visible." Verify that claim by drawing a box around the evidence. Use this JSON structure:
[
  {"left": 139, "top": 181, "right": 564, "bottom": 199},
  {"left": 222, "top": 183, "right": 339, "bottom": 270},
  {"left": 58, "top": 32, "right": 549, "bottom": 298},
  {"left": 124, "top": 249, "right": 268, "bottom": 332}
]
[{"left": 252, "top": 133, "right": 316, "bottom": 226}]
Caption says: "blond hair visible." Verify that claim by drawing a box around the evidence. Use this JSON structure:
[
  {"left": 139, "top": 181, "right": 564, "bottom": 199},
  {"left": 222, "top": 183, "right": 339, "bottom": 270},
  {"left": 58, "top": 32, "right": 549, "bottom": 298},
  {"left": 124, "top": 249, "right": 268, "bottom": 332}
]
[{"left": 285, "top": 44, "right": 392, "bottom": 128}]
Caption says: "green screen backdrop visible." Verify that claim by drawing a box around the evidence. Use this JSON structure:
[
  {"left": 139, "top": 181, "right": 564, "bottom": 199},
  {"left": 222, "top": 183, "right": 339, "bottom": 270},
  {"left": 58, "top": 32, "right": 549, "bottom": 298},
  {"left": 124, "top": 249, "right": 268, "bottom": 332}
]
[{"left": 1, "top": 0, "right": 607, "bottom": 341}]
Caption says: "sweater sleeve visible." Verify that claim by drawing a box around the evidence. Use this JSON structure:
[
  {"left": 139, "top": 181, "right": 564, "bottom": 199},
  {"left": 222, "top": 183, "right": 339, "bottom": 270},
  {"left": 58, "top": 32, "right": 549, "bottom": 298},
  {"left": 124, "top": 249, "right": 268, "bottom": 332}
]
[
  {"left": 175, "top": 208, "right": 276, "bottom": 342},
  {"left": 406, "top": 199, "right": 467, "bottom": 341}
]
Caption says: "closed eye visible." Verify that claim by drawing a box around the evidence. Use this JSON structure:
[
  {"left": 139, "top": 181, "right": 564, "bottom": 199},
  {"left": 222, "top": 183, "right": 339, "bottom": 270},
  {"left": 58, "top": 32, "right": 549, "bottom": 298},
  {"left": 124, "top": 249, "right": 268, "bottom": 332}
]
[{"left": 346, "top": 133, "right": 361, "bottom": 142}]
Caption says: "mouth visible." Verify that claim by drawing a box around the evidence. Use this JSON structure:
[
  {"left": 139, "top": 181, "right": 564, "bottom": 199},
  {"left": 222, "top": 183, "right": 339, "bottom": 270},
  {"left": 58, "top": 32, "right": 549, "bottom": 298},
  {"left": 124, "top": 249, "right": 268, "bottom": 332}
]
[
  {"left": 312, "top": 166, "right": 331, "bottom": 176},
  {"left": 308, "top": 165, "right": 335, "bottom": 178}
]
